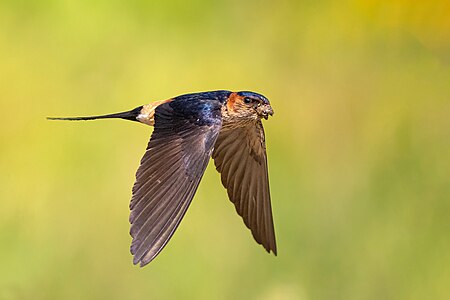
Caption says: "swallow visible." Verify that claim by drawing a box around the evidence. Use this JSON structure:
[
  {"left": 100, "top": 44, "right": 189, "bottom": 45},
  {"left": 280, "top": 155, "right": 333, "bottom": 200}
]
[{"left": 48, "top": 90, "right": 276, "bottom": 266}]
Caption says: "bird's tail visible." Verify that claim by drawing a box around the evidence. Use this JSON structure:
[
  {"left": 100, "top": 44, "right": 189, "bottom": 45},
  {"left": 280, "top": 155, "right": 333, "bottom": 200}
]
[{"left": 47, "top": 106, "right": 143, "bottom": 122}]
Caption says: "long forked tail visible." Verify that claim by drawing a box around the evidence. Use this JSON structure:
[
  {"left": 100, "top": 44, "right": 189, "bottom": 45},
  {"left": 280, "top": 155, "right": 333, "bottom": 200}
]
[{"left": 47, "top": 106, "right": 143, "bottom": 122}]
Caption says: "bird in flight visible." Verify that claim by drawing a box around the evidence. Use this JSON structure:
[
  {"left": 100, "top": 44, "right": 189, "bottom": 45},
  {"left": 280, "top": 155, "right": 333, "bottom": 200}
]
[{"left": 49, "top": 90, "right": 276, "bottom": 266}]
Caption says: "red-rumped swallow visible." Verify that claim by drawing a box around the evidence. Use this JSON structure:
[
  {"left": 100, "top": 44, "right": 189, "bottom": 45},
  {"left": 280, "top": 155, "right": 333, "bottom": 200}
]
[{"left": 49, "top": 90, "right": 276, "bottom": 266}]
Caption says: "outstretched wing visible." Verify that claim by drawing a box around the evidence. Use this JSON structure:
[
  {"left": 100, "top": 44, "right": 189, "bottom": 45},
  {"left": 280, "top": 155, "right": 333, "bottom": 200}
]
[
  {"left": 129, "top": 99, "right": 222, "bottom": 266},
  {"left": 212, "top": 120, "right": 277, "bottom": 255}
]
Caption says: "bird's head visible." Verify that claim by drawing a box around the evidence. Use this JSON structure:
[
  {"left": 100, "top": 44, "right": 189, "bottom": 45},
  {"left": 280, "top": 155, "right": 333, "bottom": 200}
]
[{"left": 227, "top": 91, "right": 274, "bottom": 120}]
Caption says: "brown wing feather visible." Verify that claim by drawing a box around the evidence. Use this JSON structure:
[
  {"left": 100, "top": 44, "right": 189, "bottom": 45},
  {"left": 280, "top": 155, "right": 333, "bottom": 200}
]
[
  {"left": 129, "top": 102, "right": 222, "bottom": 266},
  {"left": 212, "top": 120, "right": 277, "bottom": 255}
]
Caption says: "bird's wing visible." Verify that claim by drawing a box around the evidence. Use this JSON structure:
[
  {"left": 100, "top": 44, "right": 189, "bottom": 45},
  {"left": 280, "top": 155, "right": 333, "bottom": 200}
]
[
  {"left": 212, "top": 120, "right": 277, "bottom": 255},
  {"left": 129, "top": 100, "right": 222, "bottom": 266}
]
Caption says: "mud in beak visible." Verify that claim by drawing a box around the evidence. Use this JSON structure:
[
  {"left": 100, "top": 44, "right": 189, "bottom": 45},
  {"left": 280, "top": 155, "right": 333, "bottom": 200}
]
[{"left": 262, "top": 105, "right": 274, "bottom": 119}]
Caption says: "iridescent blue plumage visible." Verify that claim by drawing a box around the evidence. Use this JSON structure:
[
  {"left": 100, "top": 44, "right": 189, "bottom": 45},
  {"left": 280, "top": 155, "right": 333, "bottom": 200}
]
[
  {"left": 172, "top": 90, "right": 232, "bottom": 103},
  {"left": 236, "top": 91, "right": 270, "bottom": 105},
  {"left": 167, "top": 91, "right": 231, "bottom": 126}
]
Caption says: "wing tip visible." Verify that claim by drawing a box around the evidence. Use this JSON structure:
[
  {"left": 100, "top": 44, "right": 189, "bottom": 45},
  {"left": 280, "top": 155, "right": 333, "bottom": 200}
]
[
  {"left": 132, "top": 252, "right": 157, "bottom": 267},
  {"left": 263, "top": 242, "right": 277, "bottom": 256},
  {"left": 135, "top": 258, "right": 152, "bottom": 268},
  {"left": 271, "top": 246, "right": 278, "bottom": 256},
  {"left": 132, "top": 259, "right": 150, "bottom": 268}
]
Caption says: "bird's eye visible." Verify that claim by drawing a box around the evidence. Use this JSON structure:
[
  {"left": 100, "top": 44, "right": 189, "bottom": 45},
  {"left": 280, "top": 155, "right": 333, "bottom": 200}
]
[{"left": 244, "top": 97, "right": 252, "bottom": 104}]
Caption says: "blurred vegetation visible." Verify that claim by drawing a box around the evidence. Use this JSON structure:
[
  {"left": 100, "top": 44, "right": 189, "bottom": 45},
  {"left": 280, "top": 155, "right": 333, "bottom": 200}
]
[{"left": 0, "top": 1, "right": 449, "bottom": 299}]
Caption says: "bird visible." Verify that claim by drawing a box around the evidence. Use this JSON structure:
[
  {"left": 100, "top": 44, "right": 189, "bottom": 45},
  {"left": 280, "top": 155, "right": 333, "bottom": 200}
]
[{"left": 48, "top": 90, "right": 276, "bottom": 266}]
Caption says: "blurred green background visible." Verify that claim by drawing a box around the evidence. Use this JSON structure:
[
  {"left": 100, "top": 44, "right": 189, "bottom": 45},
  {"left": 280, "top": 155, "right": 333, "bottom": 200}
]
[{"left": 0, "top": 1, "right": 449, "bottom": 299}]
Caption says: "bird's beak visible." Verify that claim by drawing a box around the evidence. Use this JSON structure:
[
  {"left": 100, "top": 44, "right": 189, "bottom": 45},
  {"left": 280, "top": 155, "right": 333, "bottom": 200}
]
[
  {"left": 256, "top": 103, "right": 274, "bottom": 120},
  {"left": 262, "top": 105, "right": 274, "bottom": 120}
]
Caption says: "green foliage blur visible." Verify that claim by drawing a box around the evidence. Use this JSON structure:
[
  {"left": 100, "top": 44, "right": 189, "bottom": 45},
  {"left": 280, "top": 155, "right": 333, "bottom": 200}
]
[{"left": 0, "top": 1, "right": 449, "bottom": 299}]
